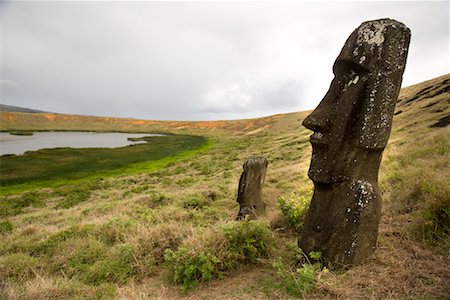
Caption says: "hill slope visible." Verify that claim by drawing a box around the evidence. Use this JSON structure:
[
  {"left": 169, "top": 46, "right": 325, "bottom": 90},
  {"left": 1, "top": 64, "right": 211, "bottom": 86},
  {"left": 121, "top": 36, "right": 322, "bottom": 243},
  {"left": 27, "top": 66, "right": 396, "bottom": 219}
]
[{"left": 0, "top": 74, "right": 449, "bottom": 299}]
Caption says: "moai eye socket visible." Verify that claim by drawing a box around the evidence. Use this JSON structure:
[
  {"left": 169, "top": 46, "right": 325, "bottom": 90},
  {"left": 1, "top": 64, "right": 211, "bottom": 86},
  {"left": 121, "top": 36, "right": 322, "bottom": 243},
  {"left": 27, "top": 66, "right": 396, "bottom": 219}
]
[{"left": 333, "top": 59, "right": 368, "bottom": 78}]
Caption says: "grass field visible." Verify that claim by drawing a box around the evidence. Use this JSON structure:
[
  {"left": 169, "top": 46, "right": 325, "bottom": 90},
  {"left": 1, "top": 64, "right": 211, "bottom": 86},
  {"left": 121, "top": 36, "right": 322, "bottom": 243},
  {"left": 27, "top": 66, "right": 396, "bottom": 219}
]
[{"left": 0, "top": 74, "right": 449, "bottom": 299}]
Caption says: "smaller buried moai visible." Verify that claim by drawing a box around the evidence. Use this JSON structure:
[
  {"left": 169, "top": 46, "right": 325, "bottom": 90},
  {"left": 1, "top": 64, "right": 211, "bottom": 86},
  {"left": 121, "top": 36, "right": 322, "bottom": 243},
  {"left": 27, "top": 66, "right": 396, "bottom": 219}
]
[
  {"left": 236, "top": 156, "right": 268, "bottom": 220},
  {"left": 298, "top": 19, "right": 410, "bottom": 268}
]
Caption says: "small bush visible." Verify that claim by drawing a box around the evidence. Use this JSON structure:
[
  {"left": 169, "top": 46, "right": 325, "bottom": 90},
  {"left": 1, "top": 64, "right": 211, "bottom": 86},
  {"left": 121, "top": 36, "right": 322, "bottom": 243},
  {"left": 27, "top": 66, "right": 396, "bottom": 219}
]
[
  {"left": 0, "top": 220, "right": 13, "bottom": 233},
  {"left": 223, "top": 220, "right": 273, "bottom": 266},
  {"left": 165, "top": 247, "right": 221, "bottom": 291},
  {"left": 278, "top": 194, "right": 310, "bottom": 232},
  {"left": 163, "top": 228, "right": 227, "bottom": 291},
  {"left": 272, "top": 246, "right": 324, "bottom": 297},
  {"left": 165, "top": 221, "right": 274, "bottom": 291}
]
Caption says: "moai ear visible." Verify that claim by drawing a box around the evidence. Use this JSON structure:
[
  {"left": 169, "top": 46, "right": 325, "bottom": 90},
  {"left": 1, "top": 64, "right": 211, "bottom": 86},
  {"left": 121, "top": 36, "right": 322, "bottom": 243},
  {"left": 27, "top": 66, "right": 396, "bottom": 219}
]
[
  {"left": 358, "top": 23, "right": 411, "bottom": 149},
  {"left": 358, "top": 73, "right": 401, "bottom": 149}
]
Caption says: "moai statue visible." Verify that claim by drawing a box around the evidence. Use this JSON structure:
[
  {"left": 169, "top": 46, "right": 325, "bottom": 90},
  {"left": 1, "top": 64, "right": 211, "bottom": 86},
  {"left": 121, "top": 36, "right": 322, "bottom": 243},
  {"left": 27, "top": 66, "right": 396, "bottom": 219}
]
[
  {"left": 236, "top": 156, "right": 268, "bottom": 220},
  {"left": 298, "top": 19, "right": 410, "bottom": 268}
]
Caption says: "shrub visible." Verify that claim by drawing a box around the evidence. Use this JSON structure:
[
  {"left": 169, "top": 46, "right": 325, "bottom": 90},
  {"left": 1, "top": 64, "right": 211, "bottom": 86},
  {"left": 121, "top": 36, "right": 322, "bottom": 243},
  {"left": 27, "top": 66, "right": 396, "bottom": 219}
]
[
  {"left": 165, "top": 247, "right": 221, "bottom": 291},
  {"left": 165, "top": 221, "right": 274, "bottom": 291},
  {"left": 278, "top": 194, "right": 310, "bottom": 232},
  {"left": 163, "top": 228, "right": 227, "bottom": 291},
  {"left": 222, "top": 220, "right": 273, "bottom": 266},
  {"left": 272, "top": 246, "right": 324, "bottom": 297}
]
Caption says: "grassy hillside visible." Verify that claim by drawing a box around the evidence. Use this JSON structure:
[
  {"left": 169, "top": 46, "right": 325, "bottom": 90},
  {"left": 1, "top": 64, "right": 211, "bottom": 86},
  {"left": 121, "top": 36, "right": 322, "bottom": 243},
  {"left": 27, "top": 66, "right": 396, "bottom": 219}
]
[
  {"left": 0, "top": 109, "right": 294, "bottom": 137},
  {"left": 0, "top": 74, "right": 449, "bottom": 299}
]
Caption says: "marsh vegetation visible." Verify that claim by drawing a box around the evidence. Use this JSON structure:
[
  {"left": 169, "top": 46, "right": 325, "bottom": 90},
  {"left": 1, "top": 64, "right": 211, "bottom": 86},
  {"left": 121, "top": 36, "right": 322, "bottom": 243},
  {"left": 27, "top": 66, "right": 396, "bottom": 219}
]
[{"left": 0, "top": 134, "right": 208, "bottom": 194}]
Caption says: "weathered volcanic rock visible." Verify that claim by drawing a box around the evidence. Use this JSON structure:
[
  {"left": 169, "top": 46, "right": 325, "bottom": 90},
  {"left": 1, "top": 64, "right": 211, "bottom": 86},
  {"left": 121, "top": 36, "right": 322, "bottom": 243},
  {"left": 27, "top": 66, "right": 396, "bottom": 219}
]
[
  {"left": 299, "top": 19, "right": 410, "bottom": 269},
  {"left": 236, "top": 156, "right": 268, "bottom": 220}
]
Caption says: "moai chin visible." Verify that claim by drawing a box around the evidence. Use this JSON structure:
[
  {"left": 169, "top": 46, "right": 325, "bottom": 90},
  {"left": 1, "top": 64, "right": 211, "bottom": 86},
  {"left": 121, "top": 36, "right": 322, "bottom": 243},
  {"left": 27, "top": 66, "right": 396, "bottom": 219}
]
[
  {"left": 236, "top": 156, "right": 268, "bottom": 220},
  {"left": 298, "top": 19, "right": 410, "bottom": 269}
]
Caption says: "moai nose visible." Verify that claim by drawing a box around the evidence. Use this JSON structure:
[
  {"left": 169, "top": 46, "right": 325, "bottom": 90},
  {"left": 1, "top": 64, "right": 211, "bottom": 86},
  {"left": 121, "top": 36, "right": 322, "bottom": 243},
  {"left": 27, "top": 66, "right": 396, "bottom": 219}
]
[{"left": 302, "top": 103, "right": 332, "bottom": 133}]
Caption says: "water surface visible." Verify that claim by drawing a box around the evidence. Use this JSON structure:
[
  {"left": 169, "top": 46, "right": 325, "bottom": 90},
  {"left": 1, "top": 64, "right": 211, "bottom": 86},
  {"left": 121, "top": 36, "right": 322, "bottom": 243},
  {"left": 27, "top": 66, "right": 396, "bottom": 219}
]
[{"left": 0, "top": 132, "right": 163, "bottom": 155}]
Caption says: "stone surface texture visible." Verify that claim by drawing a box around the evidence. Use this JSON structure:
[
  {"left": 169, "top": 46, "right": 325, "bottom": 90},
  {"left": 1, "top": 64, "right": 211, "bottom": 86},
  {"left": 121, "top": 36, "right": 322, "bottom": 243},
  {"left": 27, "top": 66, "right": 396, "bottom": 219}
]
[
  {"left": 298, "top": 19, "right": 410, "bottom": 269},
  {"left": 236, "top": 156, "right": 268, "bottom": 220}
]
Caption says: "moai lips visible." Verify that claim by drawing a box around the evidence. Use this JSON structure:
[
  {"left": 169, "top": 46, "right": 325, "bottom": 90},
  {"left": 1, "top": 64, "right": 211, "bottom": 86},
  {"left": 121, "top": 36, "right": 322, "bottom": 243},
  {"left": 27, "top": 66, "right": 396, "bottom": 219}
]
[{"left": 299, "top": 19, "right": 410, "bottom": 269}]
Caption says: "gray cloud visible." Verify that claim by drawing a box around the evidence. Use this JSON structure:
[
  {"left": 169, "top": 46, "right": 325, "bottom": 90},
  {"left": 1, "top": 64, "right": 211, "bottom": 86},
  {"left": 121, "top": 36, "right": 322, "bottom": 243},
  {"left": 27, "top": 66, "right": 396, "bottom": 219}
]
[{"left": 1, "top": 1, "right": 448, "bottom": 120}]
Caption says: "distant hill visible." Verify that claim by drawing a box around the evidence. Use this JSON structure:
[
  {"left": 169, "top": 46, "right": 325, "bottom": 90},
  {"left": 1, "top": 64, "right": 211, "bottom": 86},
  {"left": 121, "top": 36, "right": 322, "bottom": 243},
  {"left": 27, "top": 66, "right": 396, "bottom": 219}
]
[
  {"left": 0, "top": 104, "right": 51, "bottom": 114},
  {"left": 0, "top": 74, "right": 449, "bottom": 136}
]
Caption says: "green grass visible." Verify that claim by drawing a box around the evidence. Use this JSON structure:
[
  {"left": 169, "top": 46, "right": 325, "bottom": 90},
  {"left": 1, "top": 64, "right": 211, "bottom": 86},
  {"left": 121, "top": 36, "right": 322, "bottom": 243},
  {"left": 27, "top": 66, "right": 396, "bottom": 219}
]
[
  {"left": 0, "top": 134, "right": 212, "bottom": 195},
  {"left": 381, "top": 134, "right": 450, "bottom": 253}
]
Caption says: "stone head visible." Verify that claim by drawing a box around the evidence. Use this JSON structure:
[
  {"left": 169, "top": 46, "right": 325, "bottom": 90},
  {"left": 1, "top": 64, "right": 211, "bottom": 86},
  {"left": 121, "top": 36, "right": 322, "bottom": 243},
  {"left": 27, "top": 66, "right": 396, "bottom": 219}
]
[{"left": 303, "top": 19, "right": 410, "bottom": 184}]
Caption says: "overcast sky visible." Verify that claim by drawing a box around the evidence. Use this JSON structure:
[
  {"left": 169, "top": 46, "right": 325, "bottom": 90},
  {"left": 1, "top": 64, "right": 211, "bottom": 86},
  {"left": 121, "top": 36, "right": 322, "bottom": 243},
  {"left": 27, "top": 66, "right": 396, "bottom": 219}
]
[{"left": 0, "top": 1, "right": 448, "bottom": 121}]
